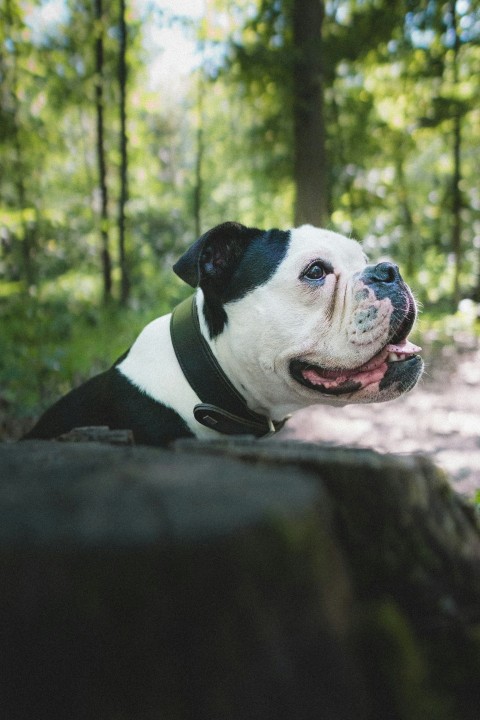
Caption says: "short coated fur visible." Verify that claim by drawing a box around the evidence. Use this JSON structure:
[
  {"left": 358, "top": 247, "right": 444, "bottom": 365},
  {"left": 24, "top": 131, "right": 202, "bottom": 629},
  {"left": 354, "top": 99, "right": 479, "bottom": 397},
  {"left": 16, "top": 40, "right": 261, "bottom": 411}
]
[{"left": 24, "top": 223, "right": 423, "bottom": 446}]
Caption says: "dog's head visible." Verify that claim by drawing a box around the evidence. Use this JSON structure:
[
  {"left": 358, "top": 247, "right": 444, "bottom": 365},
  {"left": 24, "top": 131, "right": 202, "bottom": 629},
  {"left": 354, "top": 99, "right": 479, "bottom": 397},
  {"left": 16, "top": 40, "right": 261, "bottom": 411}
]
[{"left": 173, "top": 222, "right": 423, "bottom": 414}]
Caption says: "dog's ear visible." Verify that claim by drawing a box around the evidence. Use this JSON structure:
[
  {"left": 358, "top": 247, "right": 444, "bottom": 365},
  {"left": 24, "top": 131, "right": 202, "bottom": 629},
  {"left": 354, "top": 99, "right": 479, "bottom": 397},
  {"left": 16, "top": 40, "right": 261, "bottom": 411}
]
[{"left": 173, "top": 222, "right": 261, "bottom": 288}]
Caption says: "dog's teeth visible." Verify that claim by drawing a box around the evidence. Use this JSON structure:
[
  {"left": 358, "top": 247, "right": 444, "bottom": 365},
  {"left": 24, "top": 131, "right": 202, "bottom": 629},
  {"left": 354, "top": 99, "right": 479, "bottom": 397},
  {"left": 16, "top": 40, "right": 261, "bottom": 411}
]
[{"left": 388, "top": 352, "right": 411, "bottom": 362}]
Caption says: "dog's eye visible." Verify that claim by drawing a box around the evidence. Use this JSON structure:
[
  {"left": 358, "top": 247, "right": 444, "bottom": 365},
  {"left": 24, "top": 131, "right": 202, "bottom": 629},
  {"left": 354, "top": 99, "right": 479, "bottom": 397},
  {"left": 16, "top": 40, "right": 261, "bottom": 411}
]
[{"left": 302, "top": 261, "right": 327, "bottom": 282}]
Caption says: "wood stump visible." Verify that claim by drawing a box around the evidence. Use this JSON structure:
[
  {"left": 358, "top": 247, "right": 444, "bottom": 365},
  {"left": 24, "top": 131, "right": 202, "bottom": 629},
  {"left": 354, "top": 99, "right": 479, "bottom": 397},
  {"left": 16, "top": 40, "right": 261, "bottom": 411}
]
[{"left": 0, "top": 439, "right": 479, "bottom": 720}]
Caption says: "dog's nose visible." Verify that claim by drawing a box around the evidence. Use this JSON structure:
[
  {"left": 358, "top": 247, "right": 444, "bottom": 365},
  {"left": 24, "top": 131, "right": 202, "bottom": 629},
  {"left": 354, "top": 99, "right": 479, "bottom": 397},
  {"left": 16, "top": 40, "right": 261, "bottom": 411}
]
[{"left": 363, "top": 262, "right": 400, "bottom": 284}]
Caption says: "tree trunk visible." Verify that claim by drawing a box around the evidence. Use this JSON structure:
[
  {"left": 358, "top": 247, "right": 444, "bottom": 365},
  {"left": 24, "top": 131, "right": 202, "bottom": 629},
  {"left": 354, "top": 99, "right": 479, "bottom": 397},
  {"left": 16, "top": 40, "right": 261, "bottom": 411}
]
[
  {"left": 450, "top": 0, "right": 462, "bottom": 310},
  {"left": 5, "top": 0, "right": 34, "bottom": 288},
  {"left": 193, "top": 70, "right": 204, "bottom": 238},
  {"left": 12, "top": 121, "right": 33, "bottom": 287},
  {"left": 2, "top": 440, "right": 480, "bottom": 719},
  {"left": 395, "top": 152, "right": 415, "bottom": 278},
  {"left": 451, "top": 110, "right": 462, "bottom": 308},
  {"left": 94, "top": 0, "right": 112, "bottom": 303},
  {"left": 117, "top": 0, "right": 130, "bottom": 305},
  {"left": 291, "top": 0, "right": 328, "bottom": 228}
]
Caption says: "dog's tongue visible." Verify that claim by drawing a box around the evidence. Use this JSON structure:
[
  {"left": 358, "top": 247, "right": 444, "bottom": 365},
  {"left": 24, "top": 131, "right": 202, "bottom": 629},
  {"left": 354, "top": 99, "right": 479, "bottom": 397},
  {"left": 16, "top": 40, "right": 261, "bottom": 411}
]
[{"left": 385, "top": 339, "right": 422, "bottom": 354}]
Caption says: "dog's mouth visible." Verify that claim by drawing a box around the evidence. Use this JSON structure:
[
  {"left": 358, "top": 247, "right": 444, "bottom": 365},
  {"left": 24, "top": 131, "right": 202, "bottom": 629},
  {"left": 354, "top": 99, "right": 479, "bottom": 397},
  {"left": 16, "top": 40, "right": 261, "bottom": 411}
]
[{"left": 290, "top": 338, "right": 422, "bottom": 396}]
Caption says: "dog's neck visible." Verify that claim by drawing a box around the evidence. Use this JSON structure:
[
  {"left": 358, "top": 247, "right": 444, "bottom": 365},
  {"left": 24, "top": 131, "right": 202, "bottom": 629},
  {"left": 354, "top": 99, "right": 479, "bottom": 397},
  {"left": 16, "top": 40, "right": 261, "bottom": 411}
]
[
  {"left": 195, "top": 290, "right": 300, "bottom": 422},
  {"left": 170, "top": 291, "right": 288, "bottom": 437}
]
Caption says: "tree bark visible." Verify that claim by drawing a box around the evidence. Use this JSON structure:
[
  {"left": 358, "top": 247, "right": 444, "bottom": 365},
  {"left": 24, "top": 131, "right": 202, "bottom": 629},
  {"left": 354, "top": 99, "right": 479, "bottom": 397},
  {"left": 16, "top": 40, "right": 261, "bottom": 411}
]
[
  {"left": 2, "top": 439, "right": 480, "bottom": 719},
  {"left": 12, "top": 117, "right": 33, "bottom": 287},
  {"left": 450, "top": 0, "right": 462, "bottom": 309},
  {"left": 292, "top": 0, "right": 328, "bottom": 227},
  {"left": 94, "top": 0, "right": 112, "bottom": 303},
  {"left": 5, "top": 0, "right": 34, "bottom": 287},
  {"left": 395, "top": 152, "right": 415, "bottom": 278},
  {"left": 193, "top": 71, "right": 204, "bottom": 239},
  {"left": 117, "top": 0, "right": 130, "bottom": 304},
  {"left": 452, "top": 109, "right": 462, "bottom": 308}
]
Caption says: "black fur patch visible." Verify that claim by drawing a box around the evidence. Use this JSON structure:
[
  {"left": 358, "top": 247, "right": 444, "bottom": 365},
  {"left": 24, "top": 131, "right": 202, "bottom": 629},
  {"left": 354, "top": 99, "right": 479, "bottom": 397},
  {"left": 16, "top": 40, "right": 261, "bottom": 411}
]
[
  {"left": 222, "top": 229, "right": 291, "bottom": 302},
  {"left": 23, "top": 367, "right": 193, "bottom": 447},
  {"left": 379, "top": 355, "right": 424, "bottom": 393},
  {"left": 205, "top": 229, "right": 291, "bottom": 338},
  {"left": 359, "top": 263, "right": 416, "bottom": 344}
]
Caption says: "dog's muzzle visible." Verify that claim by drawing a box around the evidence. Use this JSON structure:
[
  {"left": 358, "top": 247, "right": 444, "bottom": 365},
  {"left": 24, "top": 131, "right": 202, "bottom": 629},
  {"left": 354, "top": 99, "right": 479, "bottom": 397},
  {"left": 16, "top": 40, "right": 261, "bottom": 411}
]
[{"left": 290, "top": 262, "right": 424, "bottom": 397}]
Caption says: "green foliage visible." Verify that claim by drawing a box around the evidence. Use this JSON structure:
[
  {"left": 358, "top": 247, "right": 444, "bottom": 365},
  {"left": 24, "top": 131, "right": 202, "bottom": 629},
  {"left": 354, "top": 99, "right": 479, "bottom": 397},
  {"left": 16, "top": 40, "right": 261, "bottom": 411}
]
[
  {"left": 0, "top": 270, "right": 189, "bottom": 416},
  {"left": 1, "top": 0, "right": 480, "bottom": 419},
  {"left": 416, "top": 303, "right": 480, "bottom": 348},
  {"left": 218, "top": 0, "right": 480, "bottom": 299},
  {"left": 474, "top": 489, "right": 480, "bottom": 511}
]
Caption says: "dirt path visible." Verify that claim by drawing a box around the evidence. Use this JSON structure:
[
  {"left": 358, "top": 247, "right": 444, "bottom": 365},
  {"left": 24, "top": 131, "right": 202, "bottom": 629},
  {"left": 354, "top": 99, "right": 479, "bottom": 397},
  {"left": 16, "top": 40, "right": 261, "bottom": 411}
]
[{"left": 279, "top": 346, "right": 480, "bottom": 498}]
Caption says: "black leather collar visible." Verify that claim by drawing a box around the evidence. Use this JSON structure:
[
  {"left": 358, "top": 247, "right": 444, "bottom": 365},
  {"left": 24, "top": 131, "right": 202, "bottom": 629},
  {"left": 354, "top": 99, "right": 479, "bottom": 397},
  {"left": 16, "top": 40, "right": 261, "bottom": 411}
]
[{"left": 170, "top": 295, "right": 288, "bottom": 438}]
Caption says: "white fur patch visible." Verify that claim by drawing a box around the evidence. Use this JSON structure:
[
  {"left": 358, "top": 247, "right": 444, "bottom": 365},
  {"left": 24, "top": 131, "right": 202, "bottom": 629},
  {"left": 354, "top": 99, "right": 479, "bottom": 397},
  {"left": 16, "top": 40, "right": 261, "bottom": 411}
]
[
  {"left": 207, "top": 225, "right": 384, "bottom": 418},
  {"left": 117, "top": 311, "right": 218, "bottom": 438}
]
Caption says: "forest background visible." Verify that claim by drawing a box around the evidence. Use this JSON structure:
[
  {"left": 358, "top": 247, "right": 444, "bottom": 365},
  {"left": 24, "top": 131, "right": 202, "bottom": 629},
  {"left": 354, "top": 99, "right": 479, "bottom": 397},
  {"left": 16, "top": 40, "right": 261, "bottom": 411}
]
[{"left": 1, "top": 0, "right": 479, "bottom": 430}]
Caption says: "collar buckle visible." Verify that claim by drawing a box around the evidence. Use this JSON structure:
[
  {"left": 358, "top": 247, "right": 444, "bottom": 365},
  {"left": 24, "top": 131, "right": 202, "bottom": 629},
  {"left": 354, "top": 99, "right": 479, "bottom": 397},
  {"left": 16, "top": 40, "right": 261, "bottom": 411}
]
[{"left": 194, "top": 404, "right": 282, "bottom": 439}]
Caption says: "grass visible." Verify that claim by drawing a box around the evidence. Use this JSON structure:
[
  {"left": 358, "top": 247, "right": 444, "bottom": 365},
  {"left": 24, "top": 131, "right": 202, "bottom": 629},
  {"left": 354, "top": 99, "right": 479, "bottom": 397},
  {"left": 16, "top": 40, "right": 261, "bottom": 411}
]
[{"left": 0, "top": 271, "right": 190, "bottom": 418}]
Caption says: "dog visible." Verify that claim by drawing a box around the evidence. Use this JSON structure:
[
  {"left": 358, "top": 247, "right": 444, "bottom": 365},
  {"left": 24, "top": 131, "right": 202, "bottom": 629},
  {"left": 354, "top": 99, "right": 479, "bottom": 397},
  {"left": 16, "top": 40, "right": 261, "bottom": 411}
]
[{"left": 24, "top": 222, "right": 423, "bottom": 446}]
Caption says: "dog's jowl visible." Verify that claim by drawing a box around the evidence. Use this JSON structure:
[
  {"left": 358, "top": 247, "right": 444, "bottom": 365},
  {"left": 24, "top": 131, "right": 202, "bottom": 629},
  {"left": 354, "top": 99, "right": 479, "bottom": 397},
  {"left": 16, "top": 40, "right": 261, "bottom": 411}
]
[{"left": 24, "top": 223, "right": 424, "bottom": 446}]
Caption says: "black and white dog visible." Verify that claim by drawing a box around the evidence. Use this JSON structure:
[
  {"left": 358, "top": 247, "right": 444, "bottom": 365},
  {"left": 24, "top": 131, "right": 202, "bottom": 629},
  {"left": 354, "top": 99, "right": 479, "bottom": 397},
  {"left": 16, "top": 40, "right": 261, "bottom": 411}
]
[{"left": 24, "top": 222, "right": 423, "bottom": 446}]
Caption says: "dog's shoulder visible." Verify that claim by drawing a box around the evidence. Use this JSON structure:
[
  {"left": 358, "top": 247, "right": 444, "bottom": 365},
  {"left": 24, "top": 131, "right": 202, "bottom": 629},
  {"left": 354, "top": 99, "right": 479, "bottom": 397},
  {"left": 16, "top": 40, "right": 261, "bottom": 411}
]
[
  {"left": 23, "top": 364, "right": 194, "bottom": 447},
  {"left": 107, "top": 366, "right": 194, "bottom": 445}
]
